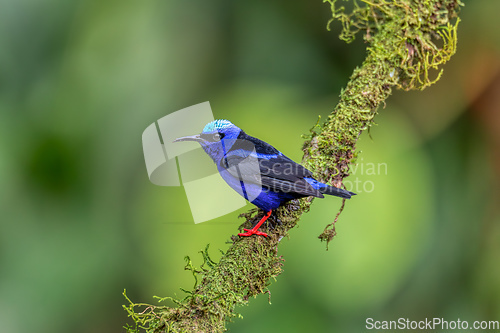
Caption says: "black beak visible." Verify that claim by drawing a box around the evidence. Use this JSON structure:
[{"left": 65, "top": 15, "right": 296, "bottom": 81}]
[{"left": 173, "top": 134, "right": 203, "bottom": 143}]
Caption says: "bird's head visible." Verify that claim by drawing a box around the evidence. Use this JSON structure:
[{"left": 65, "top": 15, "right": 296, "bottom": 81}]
[{"left": 173, "top": 119, "right": 241, "bottom": 162}]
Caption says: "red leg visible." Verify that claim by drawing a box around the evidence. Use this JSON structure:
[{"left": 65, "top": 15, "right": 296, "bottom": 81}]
[{"left": 238, "top": 210, "right": 272, "bottom": 237}]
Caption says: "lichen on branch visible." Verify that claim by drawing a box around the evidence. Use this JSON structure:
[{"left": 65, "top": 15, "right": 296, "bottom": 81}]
[{"left": 123, "top": 1, "right": 462, "bottom": 332}]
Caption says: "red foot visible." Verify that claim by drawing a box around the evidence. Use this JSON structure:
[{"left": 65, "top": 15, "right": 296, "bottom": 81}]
[
  {"left": 238, "top": 228, "right": 268, "bottom": 237},
  {"left": 238, "top": 210, "right": 272, "bottom": 238}
]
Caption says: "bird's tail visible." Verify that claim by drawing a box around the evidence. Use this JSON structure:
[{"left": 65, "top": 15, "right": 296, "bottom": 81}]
[{"left": 320, "top": 185, "right": 356, "bottom": 199}]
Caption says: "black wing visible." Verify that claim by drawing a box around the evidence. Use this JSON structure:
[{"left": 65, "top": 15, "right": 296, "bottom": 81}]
[
  {"left": 221, "top": 135, "right": 323, "bottom": 198},
  {"left": 258, "top": 155, "right": 323, "bottom": 198}
]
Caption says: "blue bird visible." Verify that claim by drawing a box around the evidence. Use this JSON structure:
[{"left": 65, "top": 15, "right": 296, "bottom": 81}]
[{"left": 173, "top": 119, "right": 355, "bottom": 237}]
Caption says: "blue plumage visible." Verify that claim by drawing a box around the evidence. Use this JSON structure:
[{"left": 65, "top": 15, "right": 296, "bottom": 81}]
[{"left": 174, "top": 120, "right": 355, "bottom": 237}]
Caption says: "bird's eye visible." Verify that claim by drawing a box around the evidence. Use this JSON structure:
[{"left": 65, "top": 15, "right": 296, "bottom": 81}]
[{"left": 212, "top": 133, "right": 224, "bottom": 141}]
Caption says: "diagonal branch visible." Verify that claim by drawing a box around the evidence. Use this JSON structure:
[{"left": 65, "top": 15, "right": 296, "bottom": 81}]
[{"left": 124, "top": 1, "right": 462, "bottom": 332}]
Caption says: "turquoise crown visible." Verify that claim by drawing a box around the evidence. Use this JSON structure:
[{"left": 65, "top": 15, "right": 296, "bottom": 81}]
[{"left": 203, "top": 119, "right": 233, "bottom": 133}]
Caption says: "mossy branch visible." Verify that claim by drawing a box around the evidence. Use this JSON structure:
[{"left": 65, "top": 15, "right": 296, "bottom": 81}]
[{"left": 124, "top": 1, "right": 462, "bottom": 332}]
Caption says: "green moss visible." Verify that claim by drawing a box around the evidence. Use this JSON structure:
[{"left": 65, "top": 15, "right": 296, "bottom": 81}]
[
  {"left": 123, "top": 201, "right": 311, "bottom": 333},
  {"left": 305, "top": 0, "right": 461, "bottom": 184},
  {"left": 307, "top": 0, "right": 462, "bottom": 244},
  {"left": 123, "top": 1, "right": 462, "bottom": 331}
]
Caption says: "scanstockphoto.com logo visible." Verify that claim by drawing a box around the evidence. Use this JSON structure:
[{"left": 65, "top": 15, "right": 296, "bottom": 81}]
[
  {"left": 142, "top": 102, "right": 388, "bottom": 224},
  {"left": 366, "top": 317, "right": 500, "bottom": 331}
]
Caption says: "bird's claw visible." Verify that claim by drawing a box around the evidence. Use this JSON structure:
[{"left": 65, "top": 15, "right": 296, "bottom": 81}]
[{"left": 238, "top": 228, "right": 268, "bottom": 237}]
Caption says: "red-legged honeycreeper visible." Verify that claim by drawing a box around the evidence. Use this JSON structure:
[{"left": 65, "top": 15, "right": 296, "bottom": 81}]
[{"left": 173, "top": 120, "right": 355, "bottom": 237}]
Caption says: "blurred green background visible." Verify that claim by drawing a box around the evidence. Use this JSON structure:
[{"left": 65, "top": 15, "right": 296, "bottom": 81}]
[{"left": 1, "top": 1, "right": 499, "bottom": 332}]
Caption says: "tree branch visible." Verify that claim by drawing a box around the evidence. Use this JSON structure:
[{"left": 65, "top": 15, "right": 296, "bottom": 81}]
[{"left": 124, "top": 1, "right": 462, "bottom": 332}]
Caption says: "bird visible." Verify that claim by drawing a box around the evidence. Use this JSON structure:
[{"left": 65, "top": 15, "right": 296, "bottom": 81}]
[{"left": 173, "top": 119, "right": 355, "bottom": 237}]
